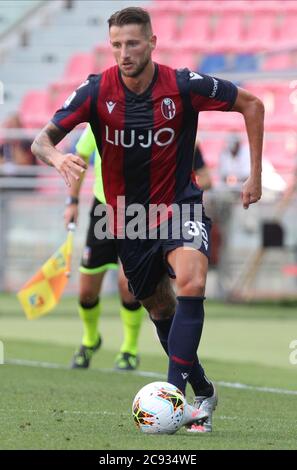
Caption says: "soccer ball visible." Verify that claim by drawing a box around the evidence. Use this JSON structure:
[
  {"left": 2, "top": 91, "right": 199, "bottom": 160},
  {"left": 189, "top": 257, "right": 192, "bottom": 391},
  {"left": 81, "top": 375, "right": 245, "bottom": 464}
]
[{"left": 132, "top": 381, "right": 186, "bottom": 434}]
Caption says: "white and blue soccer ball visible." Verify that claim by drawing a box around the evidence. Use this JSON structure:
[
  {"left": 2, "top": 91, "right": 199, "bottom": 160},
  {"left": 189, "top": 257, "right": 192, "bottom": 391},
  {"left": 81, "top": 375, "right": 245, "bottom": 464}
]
[{"left": 132, "top": 381, "right": 186, "bottom": 434}]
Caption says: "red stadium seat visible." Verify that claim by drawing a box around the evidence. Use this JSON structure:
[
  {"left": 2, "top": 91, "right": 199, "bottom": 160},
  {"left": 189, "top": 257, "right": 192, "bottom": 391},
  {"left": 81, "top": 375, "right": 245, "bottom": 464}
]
[
  {"left": 171, "top": 49, "right": 198, "bottom": 71},
  {"left": 278, "top": 12, "right": 297, "bottom": 41},
  {"left": 181, "top": 12, "right": 212, "bottom": 43},
  {"left": 212, "top": 11, "right": 245, "bottom": 43},
  {"left": 283, "top": 265, "right": 297, "bottom": 277},
  {"left": 183, "top": 1, "right": 218, "bottom": 13},
  {"left": 152, "top": 46, "right": 173, "bottom": 67},
  {"left": 262, "top": 53, "right": 292, "bottom": 71},
  {"left": 244, "top": 81, "right": 296, "bottom": 130},
  {"left": 148, "top": 1, "right": 184, "bottom": 13},
  {"left": 94, "top": 45, "right": 116, "bottom": 71},
  {"left": 199, "top": 111, "right": 245, "bottom": 132},
  {"left": 63, "top": 52, "right": 97, "bottom": 81},
  {"left": 20, "top": 90, "right": 50, "bottom": 129},
  {"left": 263, "top": 138, "right": 295, "bottom": 172},
  {"left": 199, "top": 138, "right": 224, "bottom": 169},
  {"left": 149, "top": 12, "right": 179, "bottom": 42},
  {"left": 47, "top": 80, "right": 85, "bottom": 115},
  {"left": 243, "top": 0, "right": 284, "bottom": 12},
  {"left": 244, "top": 11, "right": 278, "bottom": 43},
  {"left": 215, "top": 1, "right": 251, "bottom": 12}
]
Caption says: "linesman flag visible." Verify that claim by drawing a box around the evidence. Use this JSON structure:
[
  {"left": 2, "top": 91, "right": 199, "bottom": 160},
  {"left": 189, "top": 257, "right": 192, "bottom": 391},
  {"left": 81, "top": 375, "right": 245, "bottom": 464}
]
[{"left": 17, "top": 224, "right": 75, "bottom": 319}]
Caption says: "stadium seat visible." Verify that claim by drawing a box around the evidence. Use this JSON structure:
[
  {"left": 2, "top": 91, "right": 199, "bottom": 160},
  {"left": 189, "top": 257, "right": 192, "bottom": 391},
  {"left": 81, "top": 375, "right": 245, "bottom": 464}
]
[
  {"left": 199, "top": 111, "right": 245, "bottom": 132},
  {"left": 149, "top": 12, "right": 179, "bottom": 42},
  {"left": 263, "top": 138, "right": 295, "bottom": 172},
  {"left": 215, "top": 0, "right": 251, "bottom": 12},
  {"left": 244, "top": 0, "right": 284, "bottom": 12},
  {"left": 94, "top": 45, "right": 116, "bottom": 71},
  {"left": 234, "top": 53, "right": 259, "bottom": 72},
  {"left": 171, "top": 49, "right": 198, "bottom": 71},
  {"left": 47, "top": 81, "right": 80, "bottom": 114},
  {"left": 148, "top": 0, "right": 184, "bottom": 14},
  {"left": 63, "top": 52, "right": 97, "bottom": 81},
  {"left": 262, "top": 53, "right": 292, "bottom": 71},
  {"left": 244, "top": 81, "right": 296, "bottom": 130},
  {"left": 199, "top": 138, "right": 224, "bottom": 169},
  {"left": 152, "top": 46, "right": 173, "bottom": 67},
  {"left": 211, "top": 11, "right": 245, "bottom": 44},
  {"left": 278, "top": 12, "right": 297, "bottom": 41},
  {"left": 183, "top": 1, "right": 218, "bottom": 13},
  {"left": 181, "top": 11, "right": 212, "bottom": 43},
  {"left": 199, "top": 54, "right": 227, "bottom": 73},
  {"left": 282, "top": 265, "right": 297, "bottom": 277},
  {"left": 19, "top": 90, "right": 50, "bottom": 129},
  {"left": 244, "top": 11, "right": 278, "bottom": 43},
  {"left": 278, "top": 0, "right": 297, "bottom": 12}
]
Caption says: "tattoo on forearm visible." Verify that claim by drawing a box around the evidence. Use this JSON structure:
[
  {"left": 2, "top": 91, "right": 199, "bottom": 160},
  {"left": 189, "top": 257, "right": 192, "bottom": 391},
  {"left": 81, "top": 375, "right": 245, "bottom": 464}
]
[
  {"left": 45, "top": 125, "right": 67, "bottom": 145},
  {"left": 32, "top": 123, "right": 67, "bottom": 166}
]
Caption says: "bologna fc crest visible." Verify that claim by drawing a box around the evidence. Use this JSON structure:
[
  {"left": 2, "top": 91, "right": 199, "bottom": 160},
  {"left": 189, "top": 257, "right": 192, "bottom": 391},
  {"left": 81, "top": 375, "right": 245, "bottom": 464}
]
[{"left": 161, "top": 98, "right": 176, "bottom": 120}]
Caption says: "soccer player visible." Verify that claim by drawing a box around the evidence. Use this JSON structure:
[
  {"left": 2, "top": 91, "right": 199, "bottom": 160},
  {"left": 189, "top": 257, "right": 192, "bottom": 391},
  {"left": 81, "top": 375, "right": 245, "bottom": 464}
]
[
  {"left": 31, "top": 7, "right": 264, "bottom": 433},
  {"left": 64, "top": 124, "right": 145, "bottom": 370}
]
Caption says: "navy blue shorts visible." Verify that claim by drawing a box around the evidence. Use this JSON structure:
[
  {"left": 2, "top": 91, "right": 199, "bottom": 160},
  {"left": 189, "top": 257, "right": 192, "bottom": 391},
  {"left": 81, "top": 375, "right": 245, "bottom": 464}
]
[
  {"left": 116, "top": 201, "right": 212, "bottom": 300},
  {"left": 80, "top": 198, "right": 118, "bottom": 273}
]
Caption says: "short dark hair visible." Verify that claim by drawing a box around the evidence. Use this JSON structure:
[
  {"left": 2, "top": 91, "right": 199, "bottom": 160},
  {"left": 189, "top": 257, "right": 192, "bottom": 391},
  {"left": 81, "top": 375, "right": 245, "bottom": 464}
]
[{"left": 108, "top": 7, "right": 152, "bottom": 36}]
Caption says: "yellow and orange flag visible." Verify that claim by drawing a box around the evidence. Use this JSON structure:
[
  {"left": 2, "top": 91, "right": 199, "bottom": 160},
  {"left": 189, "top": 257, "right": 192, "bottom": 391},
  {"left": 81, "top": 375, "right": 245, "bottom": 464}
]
[{"left": 17, "top": 224, "right": 75, "bottom": 319}]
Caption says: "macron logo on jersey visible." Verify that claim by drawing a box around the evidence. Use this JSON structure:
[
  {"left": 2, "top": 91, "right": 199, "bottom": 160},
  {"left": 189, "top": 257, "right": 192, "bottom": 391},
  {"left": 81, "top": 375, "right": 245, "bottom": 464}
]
[
  {"left": 106, "top": 101, "right": 117, "bottom": 114},
  {"left": 189, "top": 72, "right": 203, "bottom": 80}
]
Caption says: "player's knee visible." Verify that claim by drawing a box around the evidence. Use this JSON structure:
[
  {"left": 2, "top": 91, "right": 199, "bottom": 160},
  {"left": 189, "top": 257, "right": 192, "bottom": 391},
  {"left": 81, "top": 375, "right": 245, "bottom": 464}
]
[
  {"left": 148, "top": 306, "right": 174, "bottom": 321},
  {"left": 79, "top": 287, "right": 99, "bottom": 306},
  {"left": 175, "top": 275, "right": 206, "bottom": 297},
  {"left": 143, "top": 298, "right": 175, "bottom": 321}
]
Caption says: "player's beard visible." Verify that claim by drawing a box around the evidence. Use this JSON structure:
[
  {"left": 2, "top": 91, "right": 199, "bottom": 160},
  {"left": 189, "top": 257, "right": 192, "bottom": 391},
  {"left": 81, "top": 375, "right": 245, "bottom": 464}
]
[{"left": 120, "top": 55, "right": 151, "bottom": 78}]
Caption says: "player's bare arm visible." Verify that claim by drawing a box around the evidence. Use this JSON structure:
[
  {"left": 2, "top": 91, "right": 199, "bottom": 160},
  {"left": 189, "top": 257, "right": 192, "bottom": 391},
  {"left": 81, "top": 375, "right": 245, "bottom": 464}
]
[
  {"left": 31, "top": 122, "right": 88, "bottom": 187},
  {"left": 231, "top": 87, "right": 264, "bottom": 209}
]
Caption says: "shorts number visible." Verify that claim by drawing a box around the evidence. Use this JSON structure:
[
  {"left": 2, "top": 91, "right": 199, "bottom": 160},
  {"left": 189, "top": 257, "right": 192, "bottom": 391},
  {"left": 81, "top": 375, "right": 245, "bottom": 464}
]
[{"left": 184, "top": 221, "right": 209, "bottom": 249}]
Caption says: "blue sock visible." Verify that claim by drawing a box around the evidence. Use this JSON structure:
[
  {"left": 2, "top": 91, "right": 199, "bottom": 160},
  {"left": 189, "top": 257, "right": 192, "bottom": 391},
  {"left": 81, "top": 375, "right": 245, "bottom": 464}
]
[
  {"left": 167, "top": 296, "right": 206, "bottom": 395},
  {"left": 151, "top": 300, "right": 212, "bottom": 397}
]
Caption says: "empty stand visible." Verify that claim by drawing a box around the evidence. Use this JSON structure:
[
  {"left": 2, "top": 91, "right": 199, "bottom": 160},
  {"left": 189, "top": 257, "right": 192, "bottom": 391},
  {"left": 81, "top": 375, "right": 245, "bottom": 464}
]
[
  {"left": 19, "top": 90, "right": 50, "bottom": 128},
  {"left": 199, "top": 138, "right": 224, "bottom": 169},
  {"left": 63, "top": 52, "right": 97, "bottom": 82},
  {"left": 180, "top": 11, "right": 212, "bottom": 43},
  {"left": 211, "top": 11, "right": 245, "bottom": 44}
]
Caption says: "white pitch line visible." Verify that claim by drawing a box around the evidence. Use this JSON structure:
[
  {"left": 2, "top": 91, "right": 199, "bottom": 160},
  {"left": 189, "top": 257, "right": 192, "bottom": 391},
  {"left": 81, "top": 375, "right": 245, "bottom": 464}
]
[
  {"left": 217, "top": 381, "right": 297, "bottom": 396},
  {"left": 0, "top": 408, "right": 121, "bottom": 416},
  {"left": 5, "top": 358, "right": 297, "bottom": 396},
  {"left": 0, "top": 407, "right": 240, "bottom": 421}
]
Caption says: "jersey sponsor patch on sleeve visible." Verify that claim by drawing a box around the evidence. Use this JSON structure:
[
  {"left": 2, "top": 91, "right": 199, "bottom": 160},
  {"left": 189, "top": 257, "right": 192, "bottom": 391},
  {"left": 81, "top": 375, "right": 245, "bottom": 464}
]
[
  {"left": 189, "top": 71, "right": 203, "bottom": 80},
  {"left": 209, "top": 77, "right": 219, "bottom": 99},
  {"left": 63, "top": 91, "right": 77, "bottom": 109},
  {"left": 63, "top": 80, "right": 90, "bottom": 109}
]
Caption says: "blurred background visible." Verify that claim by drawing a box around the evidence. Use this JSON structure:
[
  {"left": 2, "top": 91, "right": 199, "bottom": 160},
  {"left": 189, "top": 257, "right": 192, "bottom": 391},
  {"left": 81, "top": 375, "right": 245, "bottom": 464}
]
[{"left": 0, "top": 0, "right": 297, "bottom": 301}]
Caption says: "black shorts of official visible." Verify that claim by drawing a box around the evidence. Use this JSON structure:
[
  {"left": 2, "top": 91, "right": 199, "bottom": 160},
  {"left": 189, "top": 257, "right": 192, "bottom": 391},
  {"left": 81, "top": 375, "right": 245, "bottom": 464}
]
[
  {"left": 80, "top": 197, "right": 118, "bottom": 275},
  {"left": 115, "top": 201, "right": 212, "bottom": 301}
]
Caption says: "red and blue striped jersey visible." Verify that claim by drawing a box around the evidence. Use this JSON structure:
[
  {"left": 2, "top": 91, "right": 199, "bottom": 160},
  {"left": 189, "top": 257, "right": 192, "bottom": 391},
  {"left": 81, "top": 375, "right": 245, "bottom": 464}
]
[{"left": 52, "top": 64, "right": 237, "bottom": 212}]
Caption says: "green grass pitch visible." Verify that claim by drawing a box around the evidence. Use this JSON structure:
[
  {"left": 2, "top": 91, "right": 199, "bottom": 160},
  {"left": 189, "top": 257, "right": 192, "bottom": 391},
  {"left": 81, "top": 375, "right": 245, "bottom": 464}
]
[{"left": 0, "top": 293, "right": 297, "bottom": 450}]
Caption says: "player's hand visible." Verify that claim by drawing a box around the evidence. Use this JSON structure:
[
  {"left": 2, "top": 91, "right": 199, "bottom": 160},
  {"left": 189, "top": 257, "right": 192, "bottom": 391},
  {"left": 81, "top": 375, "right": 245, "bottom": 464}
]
[
  {"left": 53, "top": 153, "right": 87, "bottom": 187},
  {"left": 64, "top": 204, "right": 79, "bottom": 228},
  {"left": 241, "top": 176, "right": 262, "bottom": 209}
]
